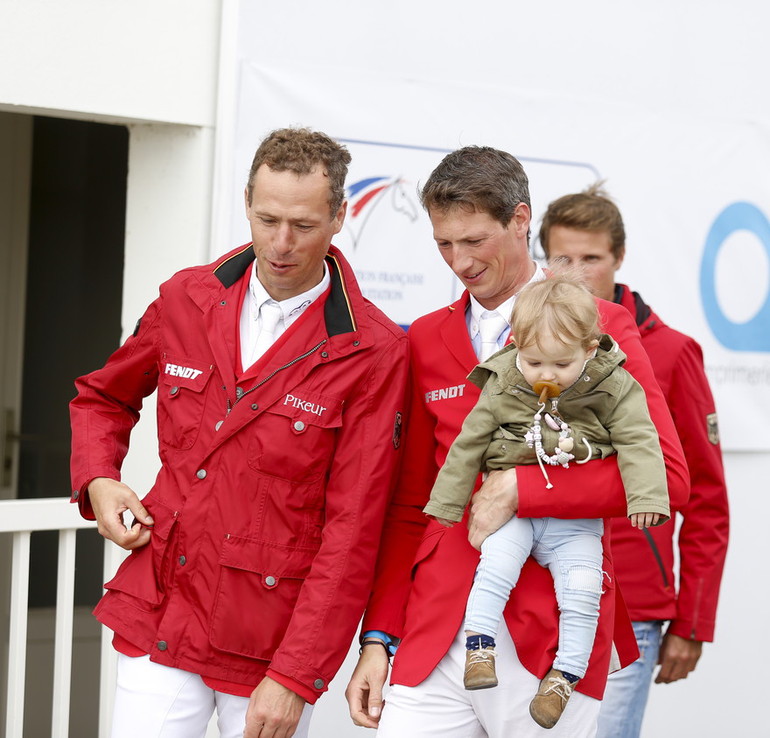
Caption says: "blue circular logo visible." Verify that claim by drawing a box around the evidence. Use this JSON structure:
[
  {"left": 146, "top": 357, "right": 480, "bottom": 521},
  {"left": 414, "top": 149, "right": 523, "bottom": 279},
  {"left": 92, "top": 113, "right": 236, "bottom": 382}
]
[{"left": 700, "top": 201, "right": 770, "bottom": 351}]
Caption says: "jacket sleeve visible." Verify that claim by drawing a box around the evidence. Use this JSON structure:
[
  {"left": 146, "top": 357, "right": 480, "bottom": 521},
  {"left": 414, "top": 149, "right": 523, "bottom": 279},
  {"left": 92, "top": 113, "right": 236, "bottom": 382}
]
[
  {"left": 518, "top": 301, "right": 689, "bottom": 519},
  {"left": 423, "top": 385, "right": 499, "bottom": 522},
  {"left": 665, "top": 338, "right": 729, "bottom": 642},
  {"left": 69, "top": 298, "right": 162, "bottom": 519},
  {"left": 602, "top": 371, "right": 671, "bottom": 521},
  {"left": 361, "top": 357, "right": 439, "bottom": 638},
  {"left": 266, "top": 331, "right": 410, "bottom": 697}
]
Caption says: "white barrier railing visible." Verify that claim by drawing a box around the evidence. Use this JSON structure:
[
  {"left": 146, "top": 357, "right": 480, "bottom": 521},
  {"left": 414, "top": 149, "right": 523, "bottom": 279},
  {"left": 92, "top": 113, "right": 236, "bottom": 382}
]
[{"left": 0, "top": 497, "right": 121, "bottom": 738}]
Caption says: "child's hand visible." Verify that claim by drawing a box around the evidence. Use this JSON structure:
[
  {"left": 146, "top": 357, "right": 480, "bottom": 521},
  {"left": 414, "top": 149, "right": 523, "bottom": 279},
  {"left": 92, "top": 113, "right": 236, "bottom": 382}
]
[
  {"left": 630, "top": 512, "right": 660, "bottom": 529},
  {"left": 436, "top": 517, "right": 456, "bottom": 528}
]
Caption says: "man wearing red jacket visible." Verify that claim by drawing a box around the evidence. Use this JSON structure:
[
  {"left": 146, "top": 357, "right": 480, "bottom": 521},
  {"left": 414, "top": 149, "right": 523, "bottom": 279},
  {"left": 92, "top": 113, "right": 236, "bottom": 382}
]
[
  {"left": 346, "top": 148, "right": 689, "bottom": 736},
  {"left": 539, "top": 184, "right": 729, "bottom": 738},
  {"left": 70, "top": 128, "right": 409, "bottom": 738}
]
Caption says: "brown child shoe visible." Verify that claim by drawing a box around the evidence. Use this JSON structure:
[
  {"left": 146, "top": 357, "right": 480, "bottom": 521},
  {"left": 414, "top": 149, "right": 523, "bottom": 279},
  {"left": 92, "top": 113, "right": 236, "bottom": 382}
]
[
  {"left": 529, "top": 668, "right": 577, "bottom": 728},
  {"left": 463, "top": 646, "right": 498, "bottom": 690}
]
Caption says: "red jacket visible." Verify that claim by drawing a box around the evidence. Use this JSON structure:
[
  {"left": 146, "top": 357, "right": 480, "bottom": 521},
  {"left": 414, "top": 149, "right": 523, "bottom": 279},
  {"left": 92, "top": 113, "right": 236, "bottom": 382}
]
[
  {"left": 609, "top": 285, "right": 729, "bottom": 640},
  {"left": 363, "top": 292, "right": 690, "bottom": 700},
  {"left": 70, "top": 245, "right": 409, "bottom": 703}
]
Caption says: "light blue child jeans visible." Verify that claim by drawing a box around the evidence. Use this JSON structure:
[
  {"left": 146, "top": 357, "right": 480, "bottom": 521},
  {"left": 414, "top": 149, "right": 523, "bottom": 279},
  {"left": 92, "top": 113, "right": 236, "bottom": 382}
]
[
  {"left": 596, "top": 620, "right": 664, "bottom": 738},
  {"left": 465, "top": 515, "right": 604, "bottom": 679}
]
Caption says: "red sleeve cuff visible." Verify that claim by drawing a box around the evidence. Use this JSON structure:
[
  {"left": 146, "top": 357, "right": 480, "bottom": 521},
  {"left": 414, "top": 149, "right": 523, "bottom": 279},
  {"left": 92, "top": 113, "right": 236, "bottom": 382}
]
[
  {"left": 667, "top": 619, "right": 715, "bottom": 643},
  {"left": 72, "top": 478, "right": 97, "bottom": 520},
  {"left": 266, "top": 669, "right": 318, "bottom": 704},
  {"left": 71, "top": 472, "right": 121, "bottom": 520}
]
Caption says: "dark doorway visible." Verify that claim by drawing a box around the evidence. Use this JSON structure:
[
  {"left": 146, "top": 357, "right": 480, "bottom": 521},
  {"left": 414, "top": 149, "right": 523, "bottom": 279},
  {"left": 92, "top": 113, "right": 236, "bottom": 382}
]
[{"left": 20, "top": 116, "right": 129, "bottom": 611}]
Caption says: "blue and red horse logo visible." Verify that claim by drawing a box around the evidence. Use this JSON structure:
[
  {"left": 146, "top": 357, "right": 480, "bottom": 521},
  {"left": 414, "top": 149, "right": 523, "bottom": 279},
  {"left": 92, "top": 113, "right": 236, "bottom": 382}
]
[{"left": 344, "top": 176, "right": 419, "bottom": 249}]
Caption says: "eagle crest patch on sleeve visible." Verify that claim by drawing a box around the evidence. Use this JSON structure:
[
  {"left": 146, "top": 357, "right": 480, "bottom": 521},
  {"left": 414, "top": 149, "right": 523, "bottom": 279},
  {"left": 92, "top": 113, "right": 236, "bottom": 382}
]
[
  {"left": 393, "top": 411, "right": 402, "bottom": 449},
  {"left": 706, "top": 412, "right": 720, "bottom": 445}
]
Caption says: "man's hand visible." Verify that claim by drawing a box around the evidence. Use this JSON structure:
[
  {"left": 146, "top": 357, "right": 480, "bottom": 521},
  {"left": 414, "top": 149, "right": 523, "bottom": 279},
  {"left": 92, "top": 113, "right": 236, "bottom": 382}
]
[
  {"left": 345, "top": 644, "right": 390, "bottom": 728},
  {"left": 88, "top": 477, "right": 154, "bottom": 550},
  {"left": 655, "top": 633, "right": 703, "bottom": 684},
  {"left": 468, "top": 468, "right": 519, "bottom": 550},
  {"left": 244, "top": 677, "right": 306, "bottom": 738}
]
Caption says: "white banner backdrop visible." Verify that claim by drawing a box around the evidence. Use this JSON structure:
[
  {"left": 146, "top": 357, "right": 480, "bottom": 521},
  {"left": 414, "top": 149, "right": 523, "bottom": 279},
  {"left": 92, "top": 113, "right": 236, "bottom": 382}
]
[{"left": 213, "top": 57, "right": 770, "bottom": 452}]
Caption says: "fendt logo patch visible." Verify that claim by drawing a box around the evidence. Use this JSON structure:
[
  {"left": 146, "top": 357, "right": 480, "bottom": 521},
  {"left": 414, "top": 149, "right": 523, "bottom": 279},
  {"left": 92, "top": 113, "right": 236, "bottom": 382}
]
[
  {"left": 425, "top": 384, "right": 466, "bottom": 404},
  {"left": 165, "top": 363, "right": 204, "bottom": 380}
]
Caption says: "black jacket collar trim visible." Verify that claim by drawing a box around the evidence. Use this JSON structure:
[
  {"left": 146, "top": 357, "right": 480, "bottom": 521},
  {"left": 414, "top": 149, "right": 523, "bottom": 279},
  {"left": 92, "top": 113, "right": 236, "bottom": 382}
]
[
  {"left": 213, "top": 245, "right": 255, "bottom": 288},
  {"left": 614, "top": 283, "right": 652, "bottom": 327},
  {"left": 212, "top": 245, "right": 357, "bottom": 337},
  {"left": 324, "top": 252, "right": 357, "bottom": 336}
]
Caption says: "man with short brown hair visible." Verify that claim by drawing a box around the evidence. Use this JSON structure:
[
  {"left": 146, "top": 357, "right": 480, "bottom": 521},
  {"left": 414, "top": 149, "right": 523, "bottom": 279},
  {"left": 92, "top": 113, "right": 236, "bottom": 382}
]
[
  {"left": 540, "top": 184, "right": 729, "bottom": 738},
  {"left": 346, "top": 149, "right": 689, "bottom": 737},
  {"left": 71, "top": 127, "right": 409, "bottom": 738}
]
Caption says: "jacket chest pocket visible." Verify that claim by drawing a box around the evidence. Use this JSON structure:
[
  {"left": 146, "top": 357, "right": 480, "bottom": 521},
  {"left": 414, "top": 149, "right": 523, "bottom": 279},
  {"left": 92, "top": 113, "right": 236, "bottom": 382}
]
[
  {"left": 247, "top": 392, "right": 344, "bottom": 482},
  {"left": 157, "top": 355, "right": 214, "bottom": 449}
]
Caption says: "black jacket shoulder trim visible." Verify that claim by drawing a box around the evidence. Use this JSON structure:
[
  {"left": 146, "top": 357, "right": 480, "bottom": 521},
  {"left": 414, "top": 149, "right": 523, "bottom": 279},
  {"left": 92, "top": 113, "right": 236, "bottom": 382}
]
[
  {"left": 324, "top": 253, "right": 357, "bottom": 336},
  {"left": 213, "top": 246, "right": 255, "bottom": 288}
]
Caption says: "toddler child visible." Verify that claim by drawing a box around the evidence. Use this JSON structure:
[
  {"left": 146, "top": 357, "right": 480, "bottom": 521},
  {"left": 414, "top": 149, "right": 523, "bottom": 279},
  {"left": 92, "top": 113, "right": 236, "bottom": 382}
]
[{"left": 423, "top": 276, "right": 670, "bottom": 729}]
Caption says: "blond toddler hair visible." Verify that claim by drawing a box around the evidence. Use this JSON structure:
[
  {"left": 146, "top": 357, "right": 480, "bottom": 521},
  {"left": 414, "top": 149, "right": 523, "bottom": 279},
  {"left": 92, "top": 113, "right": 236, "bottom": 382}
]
[{"left": 511, "top": 275, "right": 601, "bottom": 351}]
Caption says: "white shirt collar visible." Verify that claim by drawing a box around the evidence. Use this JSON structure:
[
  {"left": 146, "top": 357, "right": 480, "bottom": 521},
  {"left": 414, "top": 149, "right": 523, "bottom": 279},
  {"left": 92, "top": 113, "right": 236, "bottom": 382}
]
[
  {"left": 467, "top": 262, "right": 547, "bottom": 338},
  {"left": 249, "top": 260, "right": 330, "bottom": 327}
]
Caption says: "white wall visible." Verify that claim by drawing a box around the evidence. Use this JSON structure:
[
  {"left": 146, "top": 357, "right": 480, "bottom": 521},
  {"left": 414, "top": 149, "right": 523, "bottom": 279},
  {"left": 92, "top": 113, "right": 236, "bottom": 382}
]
[
  {"left": 231, "top": 0, "right": 763, "bottom": 120},
  {"left": 0, "top": 0, "right": 220, "bottom": 126}
]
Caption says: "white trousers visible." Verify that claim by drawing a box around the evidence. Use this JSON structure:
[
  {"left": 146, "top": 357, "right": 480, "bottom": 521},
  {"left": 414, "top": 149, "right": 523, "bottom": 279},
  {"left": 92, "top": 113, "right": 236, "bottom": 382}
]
[
  {"left": 376, "top": 626, "right": 600, "bottom": 738},
  {"left": 112, "top": 654, "right": 313, "bottom": 738}
]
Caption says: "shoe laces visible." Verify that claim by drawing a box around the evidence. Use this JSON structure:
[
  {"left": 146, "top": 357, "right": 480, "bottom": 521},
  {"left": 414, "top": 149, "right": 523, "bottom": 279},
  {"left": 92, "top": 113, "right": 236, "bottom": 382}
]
[
  {"left": 467, "top": 648, "right": 497, "bottom": 666},
  {"left": 543, "top": 673, "right": 574, "bottom": 704}
]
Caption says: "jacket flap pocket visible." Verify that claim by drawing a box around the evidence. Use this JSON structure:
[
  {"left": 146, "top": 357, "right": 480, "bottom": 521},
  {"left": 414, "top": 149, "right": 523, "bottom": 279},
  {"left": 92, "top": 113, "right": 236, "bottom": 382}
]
[
  {"left": 105, "top": 498, "right": 179, "bottom": 607},
  {"left": 219, "top": 535, "right": 319, "bottom": 580},
  {"left": 160, "top": 355, "right": 214, "bottom": 393},
  {"left": 132, "top": 497, "right": 178, "bottom": 541},
  {"left": 266, "top": 391, "right": 343, "bottom": 428}
]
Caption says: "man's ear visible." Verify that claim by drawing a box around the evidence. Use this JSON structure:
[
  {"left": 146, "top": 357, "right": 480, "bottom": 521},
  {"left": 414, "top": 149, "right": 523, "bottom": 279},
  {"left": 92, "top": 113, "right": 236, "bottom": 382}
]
[
  {"left": 332, "top": 200, "right": 348, "bottom": 234},
  {"left": 509, "top": 202, "right": 531, "bottom": 237}
]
